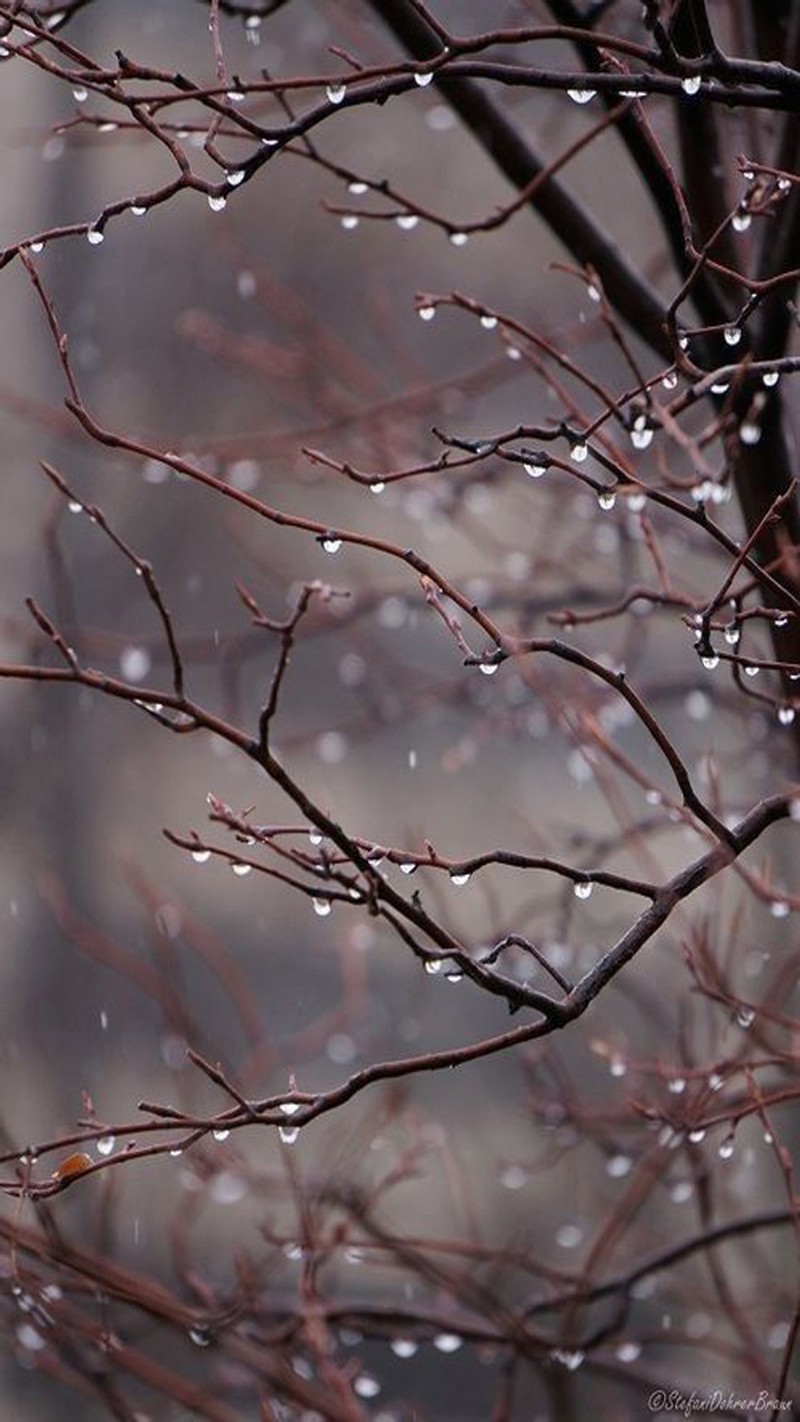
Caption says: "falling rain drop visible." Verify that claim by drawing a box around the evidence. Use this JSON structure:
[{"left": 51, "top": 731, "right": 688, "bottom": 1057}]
[
  {"left": 567, "top": 88, "right": 596, "bottom": 104},
  {"left": 326, "top": 82, "right": 346, "bottom": 104},
  {"left": 681, "top": 75, "right": 701, "bottom": 95},
  {"left": 312, "top": 898, "right": 332, "bottom": 917}
]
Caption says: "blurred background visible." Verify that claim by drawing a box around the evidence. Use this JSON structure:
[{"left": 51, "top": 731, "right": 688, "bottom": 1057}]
[{"left": 0, "top": 2, "right": 797, "bottom": 1417}]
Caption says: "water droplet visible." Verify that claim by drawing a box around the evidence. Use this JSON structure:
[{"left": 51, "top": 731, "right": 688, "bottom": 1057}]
[
  {"left": 424, "top": 958, "right": 443, "bottom": 975},
  {"left": 208, "top": 194, "right": 226, "bottom": 212},
  {"left": 570, "top": 442, "right": 588, "bottom": 463},
  {"left": 724, "top": 625, "right": 740, "bottom": 646},
  {"left": 391, "top": 1338, "right": 418, "bottom": 1358},
  {"left": 723, "top": 325, "right": 741, "bottom": 347},
  {"left": 212, "top": 1129, "right": 230, "bottom": 1142},
  {"left": 597, "top": 490, "right": 616, "bottom": 511},
  {"left": 449, "top": 231, "right": 468, "bottom": 246},
  {"left": 354, "top": 1375, "right": 380, "bottom": 1399},
  {"left": 739, "top": 421, "right": 761, "bottom": 445},
  {"left": 369, "top": 480, "right": 385, "bottom": 494},
  {"left": 418, "top": 304, "right": 436, "bottom": 321},
  {"left": 87, "top": 227, "right": 104, "bottom": 245},
  {"left": 662, "top": 370, "right": 678, "bottom": 390},
  {"left": 449, "top": 871, "right": 471, "bottom": 886},
  {"left": 130, "top": 204, "right": 147, "bottom": 217},
  {"left": 778, "top": 177, "right": 792, "bottom": 193},
  {"left": 681, "top": 75, "right": 701, "bottom": 95},
  {"left": 627, "top": 492, "right": 647, "bottom": 512},
  {"left": 120, "top": 646, "right": 151, "bottom": 683},
  {"left": 700, "top": 654, "right": 719, "bottom": 670},
  {"left": 688, "top": 1128, "right": 706, "bottom": 1144},
  {"left": 280, "top": 1101, "right": 300, "bottom": 1117},
  {"left": 190, "top": 847, "right": 211, "bottom": 866},
  {"left": 744, "top": 664, "right": 759, "bottom": 678},
  {"left": 227, "top": 169, "right": 246, "bottom": 187},
  {"left": 231, "top": 862, "right": 252, "bottom": 877},
  {"left": 616, "top": 1341, "right": 642, "bottom": 1363},
  {"left": 321, "top": 536, "right": 342, "bottom": 554},
  {"left": 433, "top": 1333, "right": 462, "bottom": 1353},
  {"left": 556, "top": 1222, "right": 584, "bottom": 1249},
  {"left": 609, "top": 1056, "right": 627, "bottom": 1078},
  {"left": 668, "top": 1077, "right": 687, "bottom": 1094},
  {"left": 479, "top": 661, "right": 498, "bottom": 676},
  {"left": 348, "top": 180, "right": 368, "bottom": 195},
  {"left": 68, "top": 499, "right": 83, "bottom": 514},
  {"left": 567, "top": 88, "right": 596, "bottom": 104},
  {"left": 227, "top": 90, "right": 245, "bottom": 103},
  {"left": 326, "top": 82, "right": 346, "bottom": 105},
  {"left": 312, "top": 898, "right": 332, "bottom": 917},
  {"left": 670, "top": 1180, "right": 693, "bottom": 1204},
  {"left": 506, "top": 345, "right": 522, "bottom": 360},
  {"left": 718, "top": 1135, "right": 735, "bottom": 1160},
  {"left": 189, "top": 1326, "right": 211, "bottom": 1347},
  {"left": 414, "top": 70, "right": 434, "bottom": 87},
  {"left": 73, "top": 86, "right": 88, "bottom": 103},
  {"left": 553, "top": 1349, "right": 584, "bottom": 1370},
  {"left": 732, "top": 210, "right": 751, "bottom": 233},
  {"left": 96, "top": 1135, "right": 115, "bottom": 1157},
  {"left": 480, "top": 314, "right": 498, "bottom": 330},
  {"left": 278, "top": 1124, "right": 300, "bottom": 1145},
  {"left": 573, "top": 879, "right": 593, "bottom": 900},
  {"left": 607, "top": 1153, "right": 632, "bottom": 1178},
  {"left": 770, "top": 900, "right": 790, "bottom": 919},
  {"left": 396, "top": 213, "right": 419, "bottom": 231},
  {"left": 400, "top": 861, "right": 416, "bottom": 875}
]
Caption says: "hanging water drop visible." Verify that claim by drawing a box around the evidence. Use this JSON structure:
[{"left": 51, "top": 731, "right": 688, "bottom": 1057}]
[
  {"left": 340, "top": 214, "right": 359, "bottom": 230},
  {"left": 396, "top": 214, "right": 419, "bottom": 231},
  {"left": 278, "top": 1123, "right": 300, "bottom": 1145},
  {"left": 662, "top": 370, "right": 678, "bottom": 390},
  {"left": 570, "top": 441, "right": 588, "bottom": 463},
  {"left": 312, "top": 898, "right": 332, "bottom": 917},
  {"left": 400, "top": 861, "right": 416, "bottom": 875},
  {"left": 87, "top": 226, "right": 104, "bottom": 245},
  {"left": 449, "top": 231, "right": 468, "bottom": 246},
  {"left": 770, "top": 900, "right": 790, "bottom": 918},
  {"left": 418, "top": 304, "right": 436, "bottom": 321},
  {"left": 778, "top": 706, "right": 796, "bottom": 726},
  {"left": 73, "top": 86, "right": 88, "bottom": 103},
  {"left": 607, "top": 1154, "right": 632, "bottom": 1178},
  {"left": 212, "top": 1128, "right": 230, "bottom": 1142},
  {"left": 480, "top": 314, "right": 498, "bottom": 330},
  {"left": 598, "top": 490, "right": 616, "bottom": 511},
  {"left": 567, "top": 88, "right": 596, "bottom": 104},
  {"left": 433, "top": 1333, "right": 463, "bottom": 1353},
  {"left": 189, "top": 1326, "right": 211, "bottom": 1347},
  {"left": 732, "top": 210, "right": 752, "bottom": 233},
  {"left": 736, "top": 1004, "right": 755, "bottom": 1029},
  {"left": 718, "top": 1136, "right": 735, "bottom": 1160},
  {"left": 321, "top": 535, "right": 342, "bottom": 554},
  {"left": 449, "top": 871, "right": 471, "bottom": 886},
  {"left": 763, "top": 370, "right": 780, "bottom": 387},
  {"left": 573, "top": 879, "right": 593, "bottom": 900},
  {"left": 348, "top": 180, "right": 368, "bottom": 195},
  {"left": 207, "top": 194, "right": 226, "bottom": 212},
  {"left": 479, "top": 661, "right": 498, "bottom": 676},
  {"left": 96, "top": 1135, "right": 115, "bottom": 1157},
  {"left": 326, "top": 82, "right": 346, "bottom": 104},
  {"left": 723, "top": 325, "right": 741, "bottom": 346},
  {"left": 424, "top": 958, "right": 443, "bottom": 974},
  {"left": 630, "top": 425, "right": 653, "bottom": 450},
  {"left": 391, "top": 1338, "right": 418, "bottom": 1359},
  {"left": 191, "top": 848, "right": 211, "bottom": 864},
  {"left": 739, "top": 421, "right": 761, "bottom": 445},
  {"left": 231, "top": 862, "right": 251, "bottom": 877},
  {"left": 700, "top": 653, "right": 719, "bottom": 670},
  {"left": 227, "top": 170, "right": 246, "bottom": 187},
  {"left": 414, "top": 69, "right": 434, "bottom": 87},
  {"left": 724, "top": 624, "right": 740, "bottom": 646},
  {"left": 681, "top": 75, "right": 701, "bottom": 95}
]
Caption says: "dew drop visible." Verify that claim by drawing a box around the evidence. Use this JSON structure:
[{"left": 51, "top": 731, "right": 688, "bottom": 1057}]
[
  {"left": 700, "top": 654, "right": 719, "bottom": 670},
  {"left": 598, "top": 490, "right": 616, "bottom": 512},
  {"left": 424, "top": 958, "right": 443, "bottom": 975},
  {"left": 326, "top": 82, "right": 346, "bottom": 104},
  {"left": 231, "top": 862, "right": 252, "bottom": 877},
  {"left": 433, "top": 1333, "right": 462, "bottom": 1353},
  {"left": 570, "top": 442, "right": 588, "bottom": 463},
  {"left": 418, "top": 304, "right": 436, "bottom": 321},
  {"left": 321, "top": 536, "right": 342, "bottom": 554},
  {"left": 662, "top": 370, "right": 678, "bottom": 390},
  {"left": 724, "top": 325, "right": 741, "bottom": 347},
  {"left": 207, "top": 194, "right": 226, "bottom": 212},
  {"left": 86, "top": 227, "right": 104, "bottom": 245},
  {"left": 414, "top": 70, "right": 434, "bottom": 86},
  {"left": 449, "top": 872, "right": 471, "bottom": 886},
  {"left": 348, "top": 180, "right": 368, "bottom": 195},
  {"left": 573, "top": 879, "right": 593, "bottom": 900},
  {"left": 479, "top": 661, "right": 498, "bottom": 676},
  {"left": 681, "top": 75, "right": 701, "bottom": 95},
  {"left": 732, "top": 210, "right": 752, "bottom": 233},
  {"left": 480, "top": 314, "right": 498, "bottom": 330},
  {"left": 567, "top": 88, "right": 596, "bottom": 104},
  {"left": 312, "top": 898, "right": 332, "bottom": 917},
  {"left": 391, "top": 1338, "right": 418, "bottom": 1359},
  {"left": 449, "top": 231, "right": 468, "bottom": 246},
  {"left": 227, "top": 169, "right": 246, "bottom": 187},
  {"left": 607, "top": 1153, "right": 632, "bottom": 1178},
  {"left": 212, "top": 1129, "right": 230, "bottom": 1142},
  {"left": 73, "top": 86, "right": 88, "bottom": 103}
]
